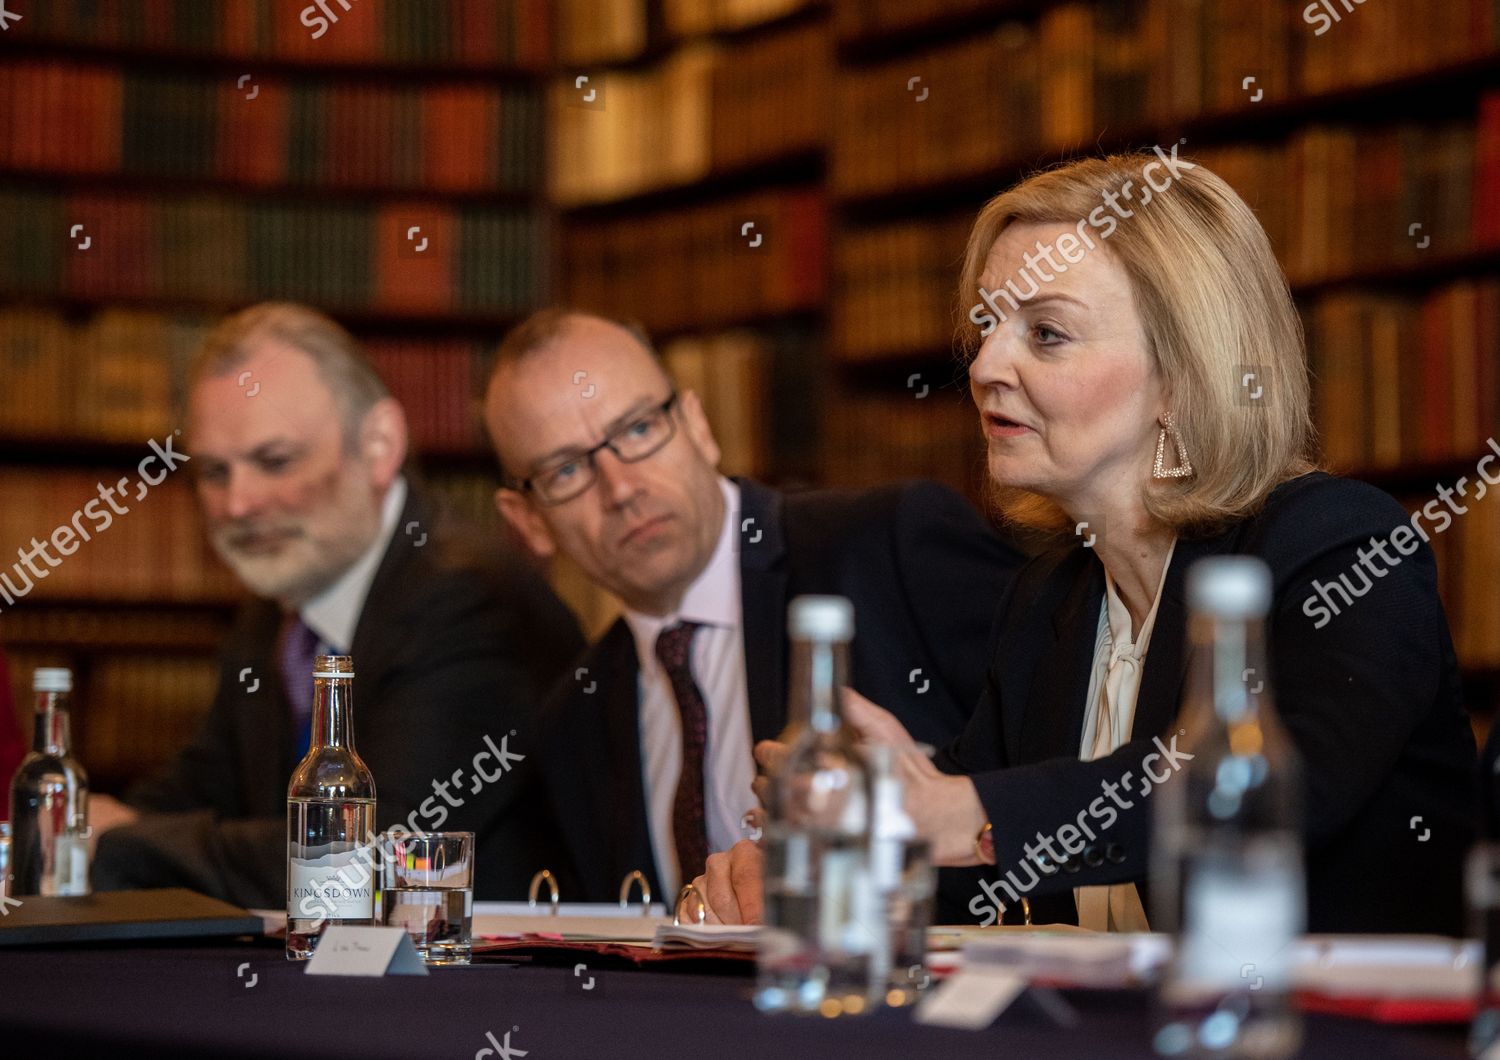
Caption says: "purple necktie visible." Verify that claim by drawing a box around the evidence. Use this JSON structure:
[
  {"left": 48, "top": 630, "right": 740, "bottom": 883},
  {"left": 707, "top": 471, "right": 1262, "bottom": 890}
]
[
  {"left": 654, "top": 622, "right": 710, "bottom": 885},
  {"left": 279, "top": 615, "right": 320, "bottom": 758}
]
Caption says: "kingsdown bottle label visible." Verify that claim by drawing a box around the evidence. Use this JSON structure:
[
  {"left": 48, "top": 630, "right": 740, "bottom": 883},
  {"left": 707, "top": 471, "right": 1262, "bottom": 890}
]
[{"left": 289, "top": 843, "right": 376, "bottom": 920}]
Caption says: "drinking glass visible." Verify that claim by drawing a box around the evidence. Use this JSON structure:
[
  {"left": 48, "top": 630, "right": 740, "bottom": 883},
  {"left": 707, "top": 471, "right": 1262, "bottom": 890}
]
[{"left": 378, "top": 831, "right": 474, "bottom": 966}]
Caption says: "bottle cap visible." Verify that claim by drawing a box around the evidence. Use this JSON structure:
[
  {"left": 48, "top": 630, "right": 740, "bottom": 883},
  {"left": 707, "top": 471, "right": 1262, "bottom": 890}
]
[
  {"left": 1187, "top": 556, "right": 1272, "bottom": 619},
  {"left": 312, "top": 654, "right": 354, "bottom": 679},
  {"left": 33, "top": 667, "right": 73, "bottom": 693},
  {"left": 788, "top": 595, "right": 854, "bottom": 641}
]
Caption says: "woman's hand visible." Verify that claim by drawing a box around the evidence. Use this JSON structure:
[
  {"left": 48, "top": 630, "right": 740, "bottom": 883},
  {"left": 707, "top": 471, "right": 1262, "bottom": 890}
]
[
  {"left": 842, "top": 690, "right": 989, "bottom": 866},
  {"left": 751, "top": 689, "right": 990, "bottom": 867},
  {"left": 689, "top": 840, "right": 765, "bottom": 925}
]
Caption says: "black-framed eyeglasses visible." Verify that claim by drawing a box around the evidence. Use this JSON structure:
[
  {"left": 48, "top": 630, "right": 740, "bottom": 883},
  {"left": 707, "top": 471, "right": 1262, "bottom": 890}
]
[{"left": 514, "top": 393, "right": 679, "bottom": 505}]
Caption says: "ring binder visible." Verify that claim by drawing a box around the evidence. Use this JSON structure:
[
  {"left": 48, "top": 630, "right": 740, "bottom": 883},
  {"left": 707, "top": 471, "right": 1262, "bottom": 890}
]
[
  {"left": 618, "top": 870, "right": 652, "bottom": 915},
  {"left": 528, "top": 869, "right": 560, "bottom": 916}
]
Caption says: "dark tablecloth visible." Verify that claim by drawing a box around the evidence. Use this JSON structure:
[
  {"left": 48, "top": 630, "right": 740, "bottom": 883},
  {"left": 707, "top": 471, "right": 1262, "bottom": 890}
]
[{"left": 0, "top": 939, "right": 1470, "bottom": 1058}]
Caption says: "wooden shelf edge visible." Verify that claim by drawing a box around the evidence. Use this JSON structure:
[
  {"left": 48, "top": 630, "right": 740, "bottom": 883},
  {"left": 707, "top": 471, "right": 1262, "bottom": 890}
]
[
  {"left": 0, "top": 169, "right": 542, "bottom": 207},
  {"left": 1340, "top": 453, "right": 1499, "bottom": 493},
  {"left": 555, "top": 149, "right": 825, "bottom": 219},
  {"left": 0, "top": 38, "right": 549, "bottom": 84},
  {"left": 0, "top": 294, "right": 533, "bottom": 335}
]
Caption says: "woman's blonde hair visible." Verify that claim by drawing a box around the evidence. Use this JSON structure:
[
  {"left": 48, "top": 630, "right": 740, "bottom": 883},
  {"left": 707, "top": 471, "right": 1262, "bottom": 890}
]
[{"left": 958, "top": 152, "right": 1317, "bottom": 537}]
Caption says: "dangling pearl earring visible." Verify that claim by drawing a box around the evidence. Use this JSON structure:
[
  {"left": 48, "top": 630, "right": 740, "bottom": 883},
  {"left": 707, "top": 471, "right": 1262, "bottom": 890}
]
[{"left": 1153, "top": 411, "right": 1194, "bottom": 479}]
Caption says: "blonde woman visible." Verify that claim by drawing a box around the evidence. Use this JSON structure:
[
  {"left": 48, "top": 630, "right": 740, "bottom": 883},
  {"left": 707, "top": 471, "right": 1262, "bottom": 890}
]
[{"left": 694, "top": 153, "right": 1476, "bottom": 935}]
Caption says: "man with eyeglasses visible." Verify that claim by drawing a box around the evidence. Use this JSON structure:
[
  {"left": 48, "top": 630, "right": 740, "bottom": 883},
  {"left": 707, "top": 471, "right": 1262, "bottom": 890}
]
[{"left": 483, "top": 309, "right": 1025, "bottom": 912}]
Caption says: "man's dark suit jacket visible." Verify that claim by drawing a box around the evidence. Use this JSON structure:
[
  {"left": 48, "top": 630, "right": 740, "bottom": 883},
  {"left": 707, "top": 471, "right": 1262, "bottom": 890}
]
[
  {"left": 536, "top": 476, "right": 1026, "bottom": 907},
  {"left": 92, "top": 486, "right": 583, "bottom": 908},
  {"left": 944, "top": 471, "right": 1476, "bottom": 935}
]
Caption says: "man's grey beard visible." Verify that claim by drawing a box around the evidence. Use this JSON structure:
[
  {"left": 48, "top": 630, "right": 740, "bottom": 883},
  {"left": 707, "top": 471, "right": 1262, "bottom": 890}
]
[{"left": 211, "top": 517, "right": 378, "bottom": 608}]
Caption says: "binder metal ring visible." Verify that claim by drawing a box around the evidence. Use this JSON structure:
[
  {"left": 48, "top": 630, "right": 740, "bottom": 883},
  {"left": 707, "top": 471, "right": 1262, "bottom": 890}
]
[
  {"left": 618, "top": 870, "right": 652, "bottom": 915},
  {"left": 528, "top": 868, "right": 560, "bottom": 916}
]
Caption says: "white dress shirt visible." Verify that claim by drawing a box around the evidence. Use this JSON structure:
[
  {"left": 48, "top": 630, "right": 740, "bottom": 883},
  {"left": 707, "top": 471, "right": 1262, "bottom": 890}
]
[
  {"left": 622, "top": 477, "right": 756, "bottom": 895},
  {"left": 300, "top": 476, "right": 408, "bottom": 652},
  {"left": 1075, "top": 537, "right": 1177, "bottom": 932}
]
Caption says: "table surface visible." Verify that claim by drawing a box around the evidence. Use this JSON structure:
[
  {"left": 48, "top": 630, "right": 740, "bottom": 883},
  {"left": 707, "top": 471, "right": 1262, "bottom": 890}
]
[{"left": 0, "top": 938, "right": 1472, "bottom": 1059}]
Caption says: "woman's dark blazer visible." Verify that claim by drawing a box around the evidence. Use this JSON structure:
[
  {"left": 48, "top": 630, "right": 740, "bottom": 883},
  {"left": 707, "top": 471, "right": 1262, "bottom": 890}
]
[{"left": 940, "top": 471, "right": 1476, "bottom": 935}]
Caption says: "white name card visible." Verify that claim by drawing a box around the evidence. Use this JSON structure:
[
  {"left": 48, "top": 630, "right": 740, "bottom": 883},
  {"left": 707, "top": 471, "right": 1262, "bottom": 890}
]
[
  {"left": 915, "top": 967, "right": 1025, "bottom": 1030},
  {"left": 305, "top": 926, "right": 429, "bottom": 977}
]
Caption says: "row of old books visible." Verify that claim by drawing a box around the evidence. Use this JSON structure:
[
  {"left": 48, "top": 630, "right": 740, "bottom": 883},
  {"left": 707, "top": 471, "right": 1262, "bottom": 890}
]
[
  {"left": 711, "top": 21, "right": 830, "bottom": 174},
  {"left": 1197, "top": 115, "right": 1491, "bottom": 287},
  {"left": 822, "top": 377, "right": 986, "bottom": 503},
  {"left": 0, "top": 61, "right": 543, "bottom": 193},
  {"left": 661, "top": 330, "right": 773, "bottom": 481},
  {"left": 0, "top": 307, "right": 496, "bottom": 455},
  {"left": 0, "top": 309, "right": 198, "bottom": 443},
  {"left": 0, "top": 187, "right": 544, "bottom": 316},
  {"left": 1420, "top": 471, "right": 1500, "bottom": 671},
  {"left": 1306, "top": 279, "right": 1500, "bottom": 473},
  {"left": 555, "top": 0, "right": 814, "bottom": 65},
  {"left": 832, "top": 213, "right": 974, "bottom": 362},
  {"left": 549, "top": 45, "right": 717, "bottom": 206},
  {"left": 1075, "top": 0, "right": 1485, "bottom": 123},
  {"left": 9, "top": 0, "right": 551, "bottom": 70},
  {"left": 562, "top": 188, "right": 825, "bottom": 335},
  {"left": 2, "top": 644, "right": 223, "bottom": 790},
  {"left": 550, "top": 18, "right": 828, "bottom": 204},
  {"left": 0, "top": 469, "right": 240, "bottom": 606},
  {"left": 831, "top": 3, "right": 1496, "bottom": 198},
  {"left": 365, "top": 339, "right": 493, "bottom": 456}
]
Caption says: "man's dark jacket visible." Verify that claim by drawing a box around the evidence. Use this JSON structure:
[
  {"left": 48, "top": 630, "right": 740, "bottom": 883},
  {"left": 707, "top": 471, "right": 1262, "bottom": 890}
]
[{"left": 93, "top": 486, "right": 583, "bottom": 907}]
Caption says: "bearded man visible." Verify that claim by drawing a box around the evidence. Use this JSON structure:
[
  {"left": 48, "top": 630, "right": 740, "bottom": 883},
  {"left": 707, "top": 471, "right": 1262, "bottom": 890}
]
[{"left": 89, "top": 303, "right": 582, "bottom": 907}]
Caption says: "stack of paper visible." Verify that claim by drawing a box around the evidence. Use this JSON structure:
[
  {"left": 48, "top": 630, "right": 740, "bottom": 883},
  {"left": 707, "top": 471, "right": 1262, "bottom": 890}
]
[{"left": 651, "top": 923, "right": 760, "bottom": 953}]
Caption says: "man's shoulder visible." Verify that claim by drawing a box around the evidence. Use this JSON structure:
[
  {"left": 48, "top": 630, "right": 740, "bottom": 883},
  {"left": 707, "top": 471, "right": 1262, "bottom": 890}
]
[
  {"left": 353, "top": 491, "right": 582, "bottom": 672},
  {"left": 371, "top": 506, "right": 558, "bottom": 617},
  {"left": 539, "top": 619, "right": 635, "bottom": 718}
]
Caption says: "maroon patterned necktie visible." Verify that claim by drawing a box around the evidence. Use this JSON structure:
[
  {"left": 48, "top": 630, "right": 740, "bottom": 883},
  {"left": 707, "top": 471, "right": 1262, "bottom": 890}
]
[{"left": 654, "top": 621, "right": 710, "bottom": 885}]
